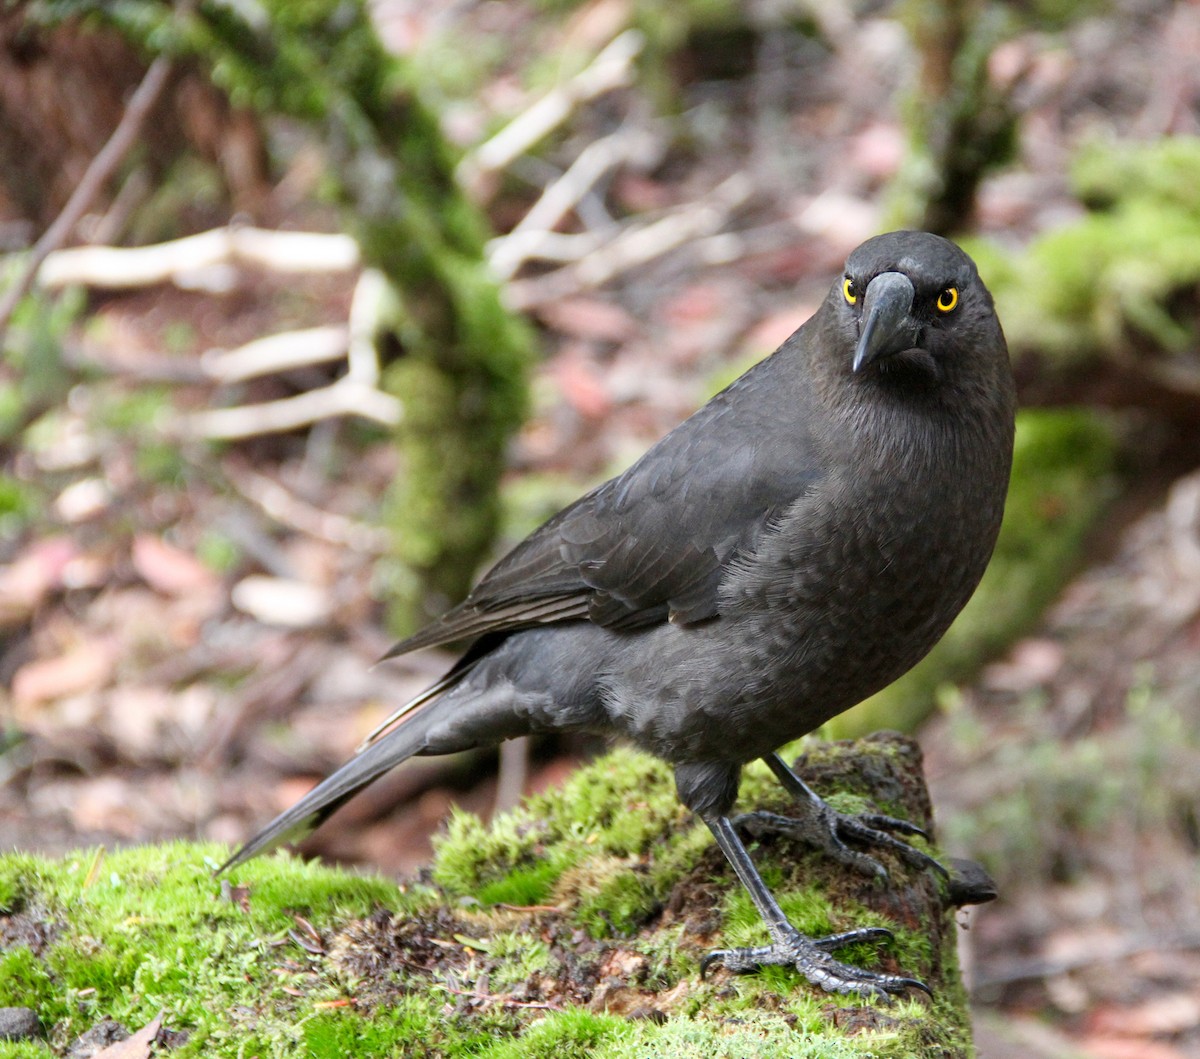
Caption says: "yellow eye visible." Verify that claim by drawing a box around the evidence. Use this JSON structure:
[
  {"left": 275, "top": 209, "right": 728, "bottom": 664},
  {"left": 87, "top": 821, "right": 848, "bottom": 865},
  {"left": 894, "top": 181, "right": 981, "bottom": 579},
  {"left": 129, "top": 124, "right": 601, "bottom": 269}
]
[
  {"left": 937, "top": 286, "right": 959, "bottom": 313},
  {"left": 842, "top": 277, "right": 857, "bottom": 305}
]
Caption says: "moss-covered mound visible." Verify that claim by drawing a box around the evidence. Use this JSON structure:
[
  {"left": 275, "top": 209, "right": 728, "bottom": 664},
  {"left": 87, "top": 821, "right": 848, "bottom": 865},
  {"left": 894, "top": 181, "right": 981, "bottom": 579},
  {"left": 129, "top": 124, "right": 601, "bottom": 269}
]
[{"left": 0, "top": 736, "right": 973, "bottom": 1058}]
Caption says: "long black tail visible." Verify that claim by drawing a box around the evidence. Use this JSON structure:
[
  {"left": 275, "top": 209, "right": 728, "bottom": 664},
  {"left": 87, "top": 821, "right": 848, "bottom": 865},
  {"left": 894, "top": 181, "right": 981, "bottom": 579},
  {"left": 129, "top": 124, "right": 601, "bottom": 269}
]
[{"left": 215, "top": 691, "right": 455, "bottom": 874}]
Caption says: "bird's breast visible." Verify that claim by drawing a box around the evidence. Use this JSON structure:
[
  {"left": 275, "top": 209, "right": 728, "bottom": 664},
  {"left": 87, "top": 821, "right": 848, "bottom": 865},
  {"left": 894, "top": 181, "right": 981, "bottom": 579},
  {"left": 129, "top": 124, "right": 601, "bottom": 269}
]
[{"left": 715, "top": 410, "right": 1009, "bottom": 731}]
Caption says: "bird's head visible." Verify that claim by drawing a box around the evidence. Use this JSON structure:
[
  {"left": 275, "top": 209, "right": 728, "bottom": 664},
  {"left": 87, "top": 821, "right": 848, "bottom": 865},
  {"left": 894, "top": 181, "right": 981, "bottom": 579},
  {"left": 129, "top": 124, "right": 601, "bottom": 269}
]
[{"left": 835, "top": 230, "right": 1002, "bottom": 381}]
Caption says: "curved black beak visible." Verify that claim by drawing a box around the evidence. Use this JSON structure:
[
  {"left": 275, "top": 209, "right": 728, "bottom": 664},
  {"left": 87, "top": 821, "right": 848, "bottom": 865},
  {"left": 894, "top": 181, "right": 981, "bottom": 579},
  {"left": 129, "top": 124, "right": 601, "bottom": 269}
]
[{"left": 852, "top": 272, "right": 919, "bottom": 373}]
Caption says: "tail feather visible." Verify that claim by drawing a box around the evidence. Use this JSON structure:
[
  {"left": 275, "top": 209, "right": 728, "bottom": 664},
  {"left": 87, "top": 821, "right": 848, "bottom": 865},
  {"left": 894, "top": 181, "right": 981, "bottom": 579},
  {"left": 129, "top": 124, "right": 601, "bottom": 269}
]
[{"left": 216, "top": 690, "right": 449, "bottom": 875}]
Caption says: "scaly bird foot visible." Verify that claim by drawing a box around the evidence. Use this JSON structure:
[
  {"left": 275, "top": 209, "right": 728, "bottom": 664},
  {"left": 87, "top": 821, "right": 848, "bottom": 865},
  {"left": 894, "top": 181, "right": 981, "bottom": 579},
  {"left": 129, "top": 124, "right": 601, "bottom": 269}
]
[
  {"left": 701, "top": 924, "right": 930, "bottom": 1000},
  {"left": 732, "top": 805, "right": 947, "bottom": 882}
]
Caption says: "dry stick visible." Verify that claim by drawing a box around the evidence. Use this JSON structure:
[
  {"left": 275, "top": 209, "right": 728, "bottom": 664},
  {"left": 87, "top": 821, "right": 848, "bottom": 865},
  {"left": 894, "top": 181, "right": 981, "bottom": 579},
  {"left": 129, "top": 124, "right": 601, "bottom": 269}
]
[
  {"left": 39, "top": 227, "right": 360, "bottom": 290},
  {"left": 223, "top": 461, "right": 390, "bottom": 553},
  {"left": 345, "top": 268, "right": 388, "bottom": 387},
  {"left": 200, "top": 325, "right": 350, "bottom": 384},
  {"left": 487, "top": 124, "right": 660, "bottom": 281},
  {"left": 183, "top": 378, "right": 401, "bottom": 439},
  {"left": 505, "top": 173, "right": 754, "bottom": 310},
  {"left": 0, "top": 54, "right": 174, "bottom": 348},
  {"left": 457, "top": 29, "right": 645, "bottom": 195}
]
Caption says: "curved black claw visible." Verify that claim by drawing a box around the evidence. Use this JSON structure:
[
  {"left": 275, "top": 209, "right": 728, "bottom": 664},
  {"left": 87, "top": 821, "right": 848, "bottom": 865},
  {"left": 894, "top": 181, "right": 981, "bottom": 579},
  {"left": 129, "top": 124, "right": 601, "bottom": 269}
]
[
  {"left": 700, "top": 925, "right": 930, "bottom": 1000},
  {"left": 732, "top": 805, "right": 947, "bottom": 882}
]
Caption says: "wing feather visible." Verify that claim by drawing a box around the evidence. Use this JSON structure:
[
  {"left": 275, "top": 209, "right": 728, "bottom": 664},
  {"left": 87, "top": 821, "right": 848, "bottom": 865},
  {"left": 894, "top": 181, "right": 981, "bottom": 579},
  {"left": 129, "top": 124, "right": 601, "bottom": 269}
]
[{"left": 381, "top": 337, "right": 823, "bottom": 661}]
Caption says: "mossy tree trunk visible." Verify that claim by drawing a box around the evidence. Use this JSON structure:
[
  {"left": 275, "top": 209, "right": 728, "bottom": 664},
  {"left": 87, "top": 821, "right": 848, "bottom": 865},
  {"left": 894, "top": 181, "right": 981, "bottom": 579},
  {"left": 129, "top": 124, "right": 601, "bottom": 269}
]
[{"left": 890, "top": 0, "right": 1019, "bottom": 235}]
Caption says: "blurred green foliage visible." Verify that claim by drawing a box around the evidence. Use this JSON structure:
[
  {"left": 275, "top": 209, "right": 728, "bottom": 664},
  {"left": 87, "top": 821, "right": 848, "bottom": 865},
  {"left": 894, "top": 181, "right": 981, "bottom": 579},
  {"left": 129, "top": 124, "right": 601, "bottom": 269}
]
[
  {"left": 972, "top": 136, "right": 1200, "bottom": 360},
  {"left": 0, "top": 282, "right": 85, "bottom": 445}
]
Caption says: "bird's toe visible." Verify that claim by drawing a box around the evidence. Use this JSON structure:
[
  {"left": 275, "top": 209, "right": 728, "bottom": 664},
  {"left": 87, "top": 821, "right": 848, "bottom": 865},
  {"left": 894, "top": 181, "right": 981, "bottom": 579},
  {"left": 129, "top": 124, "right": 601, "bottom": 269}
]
[{"left": 700, "top": 926, "right": 928, "bottom": 1000}]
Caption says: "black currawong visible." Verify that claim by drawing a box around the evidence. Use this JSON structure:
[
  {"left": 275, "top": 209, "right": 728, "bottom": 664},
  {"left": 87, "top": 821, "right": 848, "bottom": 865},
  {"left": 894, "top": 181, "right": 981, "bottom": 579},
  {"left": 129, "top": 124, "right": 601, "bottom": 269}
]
[{"left": 219, "top": 230, "right": 1016, "bottom": 999}]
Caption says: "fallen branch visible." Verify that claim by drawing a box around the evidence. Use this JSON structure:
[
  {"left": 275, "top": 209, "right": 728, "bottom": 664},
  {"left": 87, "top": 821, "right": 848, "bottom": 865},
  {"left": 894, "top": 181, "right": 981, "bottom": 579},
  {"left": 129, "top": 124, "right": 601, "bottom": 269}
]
[
  {"left": 184, "top": 378, "right": 400, "bottom": 439},
  {"left": 223, "top": 461, "right": 390, "bottom": 553},
  {"left": 345, "top": 269, "right": 389, "bottom": 387},
  {"left": 457, "top": 29, "right": 644, "bottom": 194},
  {"left": 38, "top": 227, "right": 360, "bottom": 291},
  {"left": 506, "top": 173, "right": 754, "bottom": 309},
  {"left": 0, "top": 54, "right": 173, "bottom": 345},
  {"left": 200, "top": 326, "right": 350, "bottom": 385},
  {"left": 487, "top": 124, "right": 661, "bottom": 281}
]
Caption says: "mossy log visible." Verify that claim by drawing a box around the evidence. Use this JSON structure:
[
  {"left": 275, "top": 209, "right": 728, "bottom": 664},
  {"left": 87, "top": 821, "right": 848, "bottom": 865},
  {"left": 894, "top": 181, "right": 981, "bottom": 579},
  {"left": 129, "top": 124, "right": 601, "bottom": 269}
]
[{"left": 0, "top": 734, "right": 988, "bottom": 1058}]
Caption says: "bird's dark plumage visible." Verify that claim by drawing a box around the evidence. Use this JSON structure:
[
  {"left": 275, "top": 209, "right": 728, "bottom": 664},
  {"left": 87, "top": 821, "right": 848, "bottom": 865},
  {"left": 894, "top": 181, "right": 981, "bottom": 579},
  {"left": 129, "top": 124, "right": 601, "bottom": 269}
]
[{"left": 221, "top": 231, "right": 1016, "bottom": 998}]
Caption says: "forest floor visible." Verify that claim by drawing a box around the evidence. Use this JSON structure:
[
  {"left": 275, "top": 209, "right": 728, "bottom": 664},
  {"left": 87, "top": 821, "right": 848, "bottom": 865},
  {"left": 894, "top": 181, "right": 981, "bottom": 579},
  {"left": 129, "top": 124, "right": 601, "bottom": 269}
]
[{"left": 3, "top": 1, "right": 1200, "bottom": 1056}]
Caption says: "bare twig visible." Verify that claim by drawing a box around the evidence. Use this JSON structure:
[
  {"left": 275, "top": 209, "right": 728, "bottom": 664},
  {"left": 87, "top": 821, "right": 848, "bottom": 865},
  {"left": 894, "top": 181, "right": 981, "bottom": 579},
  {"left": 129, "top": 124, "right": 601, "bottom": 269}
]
[
  {"left": 506, "top": 173, "right": 754, "bottom": 309},
  {"left": 345, "top": 268, "right": 389, "bottom": 387},
  {"left": 200, "top": 326, "right": 349, "bottom": 385},
  {"left": 38, "top": 227, "right": 360, "bottom": 291},
  {"left": 0, "top": 55, "right": 174, "bottom": 346},
  {"left": 438, "top": 983, "right": 565, "bottom": 1013},
  {"left": 487, "top": 125, "right": 661, "bottom": 280},
  {"left": 458, "top": 29, "right": 645, "bottom": 194},
  {"left": 184, "top": 378, "right": 400, "bottom": 439},
  {"left": 223, "top": 461, "right": 390, "bottom": 553}
]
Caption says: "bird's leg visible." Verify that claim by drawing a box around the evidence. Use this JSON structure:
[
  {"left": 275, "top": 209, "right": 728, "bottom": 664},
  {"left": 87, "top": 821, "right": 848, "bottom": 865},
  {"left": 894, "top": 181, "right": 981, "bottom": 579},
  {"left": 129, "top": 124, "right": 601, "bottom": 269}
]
[
  {"left": 730, "top": 752, "right": 946, "bottom": 881},
  {"left": 700, "top": 815, "right": 929, "bottom": 999}
]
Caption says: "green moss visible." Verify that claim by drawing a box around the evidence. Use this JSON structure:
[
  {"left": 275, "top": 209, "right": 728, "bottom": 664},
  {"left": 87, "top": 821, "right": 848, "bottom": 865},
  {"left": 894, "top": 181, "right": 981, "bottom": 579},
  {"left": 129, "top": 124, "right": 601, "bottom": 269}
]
[
  {"left": 480, "top": 1009, "right": 633, "bottom": 1059},
  {"left": 970, "top": 136, "right": 1200, "bottom": 360},
  {"left": 433, "top": 746, "right": 692, "bottom": 934},
  {"left": 477, "top": 857, "right": 569, "bottom": 907},
  {"left": 1, "top": 737, "right": 973, "bottom": 1056},
  {"left": 0, "top": 844, "right": 406, "bottom": 1057},
  {"left": 831, "top": 407, "right": 1117, "bottom": 737},
  {"left": 0, "top": 1046, "right": 51, "bottom": 1059},
  {"left": 0, "top": 946, "right": 55, "bottom": 1012},
  {"left": 436, "top": 744, "right": 691, "bottom": 907}
]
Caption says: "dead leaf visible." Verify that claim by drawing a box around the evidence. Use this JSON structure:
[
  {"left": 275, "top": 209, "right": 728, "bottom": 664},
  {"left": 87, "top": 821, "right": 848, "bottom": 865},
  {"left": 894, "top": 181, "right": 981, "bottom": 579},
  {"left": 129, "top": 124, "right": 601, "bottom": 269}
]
[
  {"left": 1079, "top": 1036, "right": 1191, "bottom": 1059},
  {"left": 220, "top": 880, "right": 252, "bottom": 912},
  {"left": 551, "top": 350, "right": 611, "bottom": 420},
  {"left": 742, "top": 307, "right": 814, "bottom": 358},
  {"left": 849, "top": 123, "right": 905, "bottom": 181},
  {"left": 90, "top": 1011, "right": 163, "bottom": 1059},
  {"left": 12, "top": 640, "right": 116, "bottom": 708},
  {"left": 1089, "top": 993, "right": 1200, "bottom": 1038},
  {"left": 0, "top": 537, "right": 78, "bottom": 628},
  {"left": 536, "top": 297, "right": 637, "bottom": 343},
  {"left": 231, "top": 575, "right": 331, "bottom": 628},
  {"left": 132, "top": 535, "right": 218, "bottom": 597}
]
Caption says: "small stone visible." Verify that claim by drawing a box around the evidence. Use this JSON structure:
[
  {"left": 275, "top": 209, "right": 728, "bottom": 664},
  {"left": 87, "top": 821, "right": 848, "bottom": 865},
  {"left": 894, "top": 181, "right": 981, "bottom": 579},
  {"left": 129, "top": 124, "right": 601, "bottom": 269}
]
[
  {"left": 0, "top": 1007, "right": 40, "bottom": 1041},
  {"left": 66, "top": 1018, "right": 129, "bottom": 1058}
]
